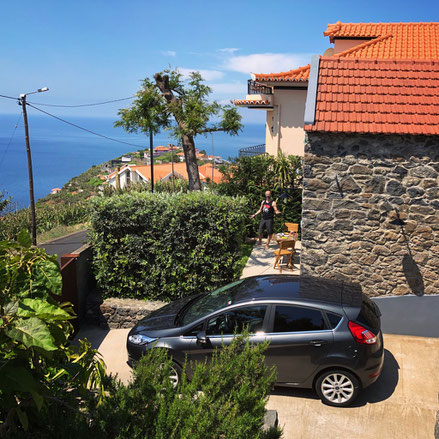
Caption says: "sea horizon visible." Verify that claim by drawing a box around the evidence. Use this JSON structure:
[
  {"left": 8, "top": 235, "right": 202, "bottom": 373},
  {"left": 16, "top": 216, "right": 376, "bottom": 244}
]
[{"left": 0, "top": 113, "right": 265, "bottom": 209}]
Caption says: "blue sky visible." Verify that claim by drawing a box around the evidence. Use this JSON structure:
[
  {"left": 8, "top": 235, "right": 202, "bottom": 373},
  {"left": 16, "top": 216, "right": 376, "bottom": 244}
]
[{"left": 1, "top": 0, "right": 438, "bottom": 124}]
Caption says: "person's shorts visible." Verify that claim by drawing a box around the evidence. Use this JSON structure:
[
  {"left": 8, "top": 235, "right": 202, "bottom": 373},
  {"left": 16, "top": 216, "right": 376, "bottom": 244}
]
[{"left": 259, "top": 218, "right": 274, "bottom": 235}]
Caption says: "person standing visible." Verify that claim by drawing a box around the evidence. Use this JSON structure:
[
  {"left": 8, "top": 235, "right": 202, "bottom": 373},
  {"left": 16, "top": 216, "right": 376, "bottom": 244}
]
[{"left": 250, "top": 190, "right": 280, "bottom": 249}]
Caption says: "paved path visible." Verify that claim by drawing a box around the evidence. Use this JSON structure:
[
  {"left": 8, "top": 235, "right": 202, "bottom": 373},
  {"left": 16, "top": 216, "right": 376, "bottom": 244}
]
[
  {"left": 241, "top": 240, "right": 301, "bottom": 278},
  {"left": 38, "top": 230, "right": 89, "bottom": 264}
]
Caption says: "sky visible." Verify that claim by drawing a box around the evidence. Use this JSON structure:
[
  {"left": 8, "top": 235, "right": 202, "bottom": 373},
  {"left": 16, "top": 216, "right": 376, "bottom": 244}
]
[{"left": 1, "top": 0, "right": 438, "bottom": 125}]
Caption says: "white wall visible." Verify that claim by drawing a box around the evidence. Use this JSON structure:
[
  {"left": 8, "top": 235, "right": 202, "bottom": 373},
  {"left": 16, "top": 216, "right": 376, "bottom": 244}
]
[{"left": 265, "top": 88, "right": 307, "bottom": 157}]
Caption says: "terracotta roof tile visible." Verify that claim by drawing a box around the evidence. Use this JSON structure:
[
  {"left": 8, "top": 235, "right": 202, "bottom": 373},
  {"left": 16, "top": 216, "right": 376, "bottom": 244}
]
[
  {"left": 325, "top": 22, "right": 439, "bottom": 59},
  {"left": 252, "top": 64, "right": 311, "bottom": 82},
  {"left": 305, "top": 58, "right": 439, "bottom": 136},
  {"left": 250, "top": 22, "right": 439, "bottom": 85},
  {"left": 233, "top": 99, "right": 272, "bottom": 106}
]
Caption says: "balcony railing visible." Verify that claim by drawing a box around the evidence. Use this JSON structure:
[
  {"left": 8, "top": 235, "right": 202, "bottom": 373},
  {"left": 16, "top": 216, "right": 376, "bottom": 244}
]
[
  {"left": 238, "top": 144, "right": 266, "bottom": 157},
  {"left": 248, "top": 80, "right": 272, "bottom": 95}
]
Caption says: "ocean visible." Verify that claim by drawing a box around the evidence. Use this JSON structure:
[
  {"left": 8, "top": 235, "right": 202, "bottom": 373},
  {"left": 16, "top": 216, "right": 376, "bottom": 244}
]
[{"left": 0, "top": 113, "right": 265, "bottom": 209}]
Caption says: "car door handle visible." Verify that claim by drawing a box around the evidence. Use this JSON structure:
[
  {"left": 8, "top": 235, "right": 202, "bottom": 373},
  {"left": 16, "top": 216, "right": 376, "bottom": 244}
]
[{"left": 309, "top": 340, "right": 326, "bottom": 347}]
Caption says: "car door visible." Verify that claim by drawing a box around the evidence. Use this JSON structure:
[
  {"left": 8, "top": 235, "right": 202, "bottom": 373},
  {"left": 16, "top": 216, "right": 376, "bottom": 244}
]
[
  {"left": 264, "top": 304, "right": 334, "bottom": 385},
  {"left": 185, "top": 304, "right": 270, "bottom": 367}
]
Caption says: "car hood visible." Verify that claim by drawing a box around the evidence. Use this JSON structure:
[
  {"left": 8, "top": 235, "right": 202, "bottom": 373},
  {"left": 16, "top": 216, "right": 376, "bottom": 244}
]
[{"left": 130, "top": 294, "right": 200, "bottom": 337}]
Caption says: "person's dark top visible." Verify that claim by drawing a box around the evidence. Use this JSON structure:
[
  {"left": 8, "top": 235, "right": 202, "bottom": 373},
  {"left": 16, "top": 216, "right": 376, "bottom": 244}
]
[{"left": 262, "top": 200, "right": 274, "bottom": 220}]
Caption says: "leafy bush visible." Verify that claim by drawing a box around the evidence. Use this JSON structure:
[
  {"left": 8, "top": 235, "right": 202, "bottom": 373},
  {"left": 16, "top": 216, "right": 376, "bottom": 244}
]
[
  {"left": 216, "top": 153, "right": 302, "bottom": 236},
  {"left": 0, "top": 233, "right": 107, "bottom": 438},
  {"left": 90, "top": 332, "right": 281, "bottom": 439},
  {"left": 90, "top": 191, "right": 248, "bottom": 300},
  {"left": 0, "top": 202, "right": 90, "bottom": 241},
  {"left": 102, "top": 177, "right": 190, "bottom": 197}
]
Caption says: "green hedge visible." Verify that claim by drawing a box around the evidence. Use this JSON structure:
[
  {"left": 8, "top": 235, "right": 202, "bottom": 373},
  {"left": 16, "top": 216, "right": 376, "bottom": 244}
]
[{"left": 90, "top": 192, "right": 248, "bottom": 300}]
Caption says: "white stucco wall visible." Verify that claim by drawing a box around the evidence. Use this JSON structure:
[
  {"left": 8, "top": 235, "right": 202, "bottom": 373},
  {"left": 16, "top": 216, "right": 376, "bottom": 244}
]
[{"left": 265, "top": 88, "right": 306, "bottom": 157}]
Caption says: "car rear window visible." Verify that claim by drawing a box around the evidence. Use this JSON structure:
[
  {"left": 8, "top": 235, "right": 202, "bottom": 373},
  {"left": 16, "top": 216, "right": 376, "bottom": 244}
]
[
  {"left": 356, "top": 296, "right": 380, "bottom": 332},
  {"left": 273, "top": 306, "right": 326, "bottom": 332},
  {"left": 326, "top": 313, "right": 342, "bottom": 329}
]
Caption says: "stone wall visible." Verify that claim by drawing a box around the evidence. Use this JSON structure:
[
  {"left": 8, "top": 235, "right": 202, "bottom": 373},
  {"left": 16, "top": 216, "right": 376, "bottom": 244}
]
[
  {"left": 87, "top": 296, "right": 166, "bottom": 329},
  {"left": 301, "top": 132, "right": 439, "bottom": 296}
]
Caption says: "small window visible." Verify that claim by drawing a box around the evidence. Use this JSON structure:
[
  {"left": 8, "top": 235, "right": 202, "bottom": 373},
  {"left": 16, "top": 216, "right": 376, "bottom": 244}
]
[
  {"left": 273, "top": 306, "right": 326, "bottom": 333},
  {"left": 326, "top": 313, "right": 342, "bottom": 329},
  {"left": 206, "top": 306, "right": 267, "bottom": 336}
]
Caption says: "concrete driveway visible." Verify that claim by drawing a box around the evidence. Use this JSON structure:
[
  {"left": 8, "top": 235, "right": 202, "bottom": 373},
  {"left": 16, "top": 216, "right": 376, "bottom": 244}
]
[{"left": 76, "top": 327, "right": 439, "bottom": 439}]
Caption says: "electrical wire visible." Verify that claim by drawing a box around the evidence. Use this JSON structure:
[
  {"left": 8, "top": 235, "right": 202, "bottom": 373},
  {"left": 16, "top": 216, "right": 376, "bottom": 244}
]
[
  {"left": 27, "top": 96, "right": 135, "bottom": 108},
  {"left": 0, "top": 112, "right": 22, "bottom": 170},
  {"left": 26, "top": 103, "right": 144, "bottom": 148},
  {"left": 0, "top": 94, "right": 18, "bottom": 101}
]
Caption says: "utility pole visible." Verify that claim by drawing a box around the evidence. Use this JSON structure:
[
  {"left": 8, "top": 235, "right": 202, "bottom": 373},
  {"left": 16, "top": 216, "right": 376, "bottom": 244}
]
[
  {"left": 171, "top": 145, "right": 175, "bottom": 192},
  {"left": 150, "top": 131, "right": 154, "bottom": 192},
  {"left": 20, "top": 95, "right": 37, "bottom": 245},
  {"left": 19, "top": 87, "right": 49, "bottom": 246},
  {"left": 211, "top": 133, "right": 215, "bottom": 182}
]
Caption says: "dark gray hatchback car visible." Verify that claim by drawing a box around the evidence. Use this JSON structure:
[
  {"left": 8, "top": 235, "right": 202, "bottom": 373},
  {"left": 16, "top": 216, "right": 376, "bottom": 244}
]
[{"left": 127, "top": 275, "right": 384, "bottom": 406}]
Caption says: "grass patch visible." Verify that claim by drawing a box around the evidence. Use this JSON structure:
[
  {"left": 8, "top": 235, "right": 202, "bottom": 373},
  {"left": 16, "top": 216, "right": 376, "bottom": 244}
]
[
  {"left": 237, "top": 242, "right": 254, "bottom": 275},
  {"left": 37, "top": 222, "right": 89, "bottom": 244}
]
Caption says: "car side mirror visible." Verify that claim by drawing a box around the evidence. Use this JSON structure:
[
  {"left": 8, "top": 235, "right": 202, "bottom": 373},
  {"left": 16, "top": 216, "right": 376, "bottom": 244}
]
[{"left": 196, "top": 331, "right": 208, "bottom": 345}]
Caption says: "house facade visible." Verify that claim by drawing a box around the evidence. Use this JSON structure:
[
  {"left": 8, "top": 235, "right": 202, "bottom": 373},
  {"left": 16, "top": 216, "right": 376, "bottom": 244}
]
[
  {"left": 235, "top": 22, "right": 439, "bottom": 157},
  {"left": 106, "top": 162, "right": 223, "bottom": 189},
  {"left": 301, "top": 57, "right": 439, "bottom": 296}
]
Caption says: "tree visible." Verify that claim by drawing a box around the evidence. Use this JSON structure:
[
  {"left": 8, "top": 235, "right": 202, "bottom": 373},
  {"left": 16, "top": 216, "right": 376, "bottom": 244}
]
[{"left": 117, "top": 69, "right": 243, "bottom": 190}]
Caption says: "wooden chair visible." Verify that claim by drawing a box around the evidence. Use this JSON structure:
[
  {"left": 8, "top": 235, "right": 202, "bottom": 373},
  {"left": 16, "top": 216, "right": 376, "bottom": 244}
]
[
  {"left": 284, "top": 222, "right": 299, "bottom": 240},
  {"left": 285, "top": 222, "right": 299, "bottom": 233},
  {"left": 273, "top": 239, "right": 295, "bottom": 273}
]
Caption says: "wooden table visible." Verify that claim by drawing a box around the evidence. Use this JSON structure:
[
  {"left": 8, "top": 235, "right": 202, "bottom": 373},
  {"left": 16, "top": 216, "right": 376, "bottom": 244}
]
[{"left": 274, "top": 234, "right": 297, "bottom": 244}]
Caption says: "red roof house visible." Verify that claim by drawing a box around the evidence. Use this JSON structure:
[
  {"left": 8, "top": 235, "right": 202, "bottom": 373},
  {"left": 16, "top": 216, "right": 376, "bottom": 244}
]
[{"left": 234, "top": 22, "right": 439, "bottom": 157}]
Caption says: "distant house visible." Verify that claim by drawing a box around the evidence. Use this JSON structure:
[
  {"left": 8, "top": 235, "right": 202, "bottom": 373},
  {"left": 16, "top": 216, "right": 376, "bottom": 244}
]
[
  {"left": 121, "top": 156, "right": 132, "bottom": 163},
  {"left": 106, "top": 162, "right": 223, "bottom": 188},
  {"left": 50, "top": 188, "right": 61, "bottom": 195},
  {"left": 153, "top": 144, "right": 179, "bottom": 155},
  {"left": 234, "top": 21, "right": 439, "bottom": 157}
]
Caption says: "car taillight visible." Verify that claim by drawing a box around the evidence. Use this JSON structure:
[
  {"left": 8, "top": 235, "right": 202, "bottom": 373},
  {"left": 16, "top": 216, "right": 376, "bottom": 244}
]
[{"left": 348, "top": 321, "right": 377, "bottom": 345}]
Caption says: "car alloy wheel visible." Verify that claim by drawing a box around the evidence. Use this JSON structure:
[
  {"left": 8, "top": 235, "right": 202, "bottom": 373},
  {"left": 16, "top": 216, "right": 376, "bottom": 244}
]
[
  {"left": 169, "top": 362, "right": 182, "bottom": 388},
  {"left": 316, "top": 370, "right": 359, "bottom": 407}
]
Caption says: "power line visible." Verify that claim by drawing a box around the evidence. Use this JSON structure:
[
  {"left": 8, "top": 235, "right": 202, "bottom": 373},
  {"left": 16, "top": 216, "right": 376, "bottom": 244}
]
[
  {"left": 0, "top": 94, "right": 18, "bottom": 101},
  {"left": 26, "top": 103, "right": 144, "bottom": 148},
  {"left": 0, "top": 112, "right": 22, "bottom": 170},
  {"left": 27, "top": 96, "right": 135, "bottom": 108}
]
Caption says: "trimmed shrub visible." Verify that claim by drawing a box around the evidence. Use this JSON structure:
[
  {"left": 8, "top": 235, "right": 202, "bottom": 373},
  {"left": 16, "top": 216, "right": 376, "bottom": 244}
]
[
  {"left": 90, "top": 191, "right": 248, "bottom": 300},
  {"left": 90, "top": 333, "right": 281, "bottom": 439}
]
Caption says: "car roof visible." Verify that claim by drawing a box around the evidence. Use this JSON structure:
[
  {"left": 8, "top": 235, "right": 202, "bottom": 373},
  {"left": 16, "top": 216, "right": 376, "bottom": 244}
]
[{"left": 230, "top": 275, "right": 363, "bottom": 309}]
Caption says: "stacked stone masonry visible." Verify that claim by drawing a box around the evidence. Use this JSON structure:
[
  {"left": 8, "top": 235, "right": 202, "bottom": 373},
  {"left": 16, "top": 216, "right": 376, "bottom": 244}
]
[
  {"left": 98, "top": 298, "right": 166, "bottom": 329},
  {"left": 301, "top": 132, "right": 439, "bottom": 297}
]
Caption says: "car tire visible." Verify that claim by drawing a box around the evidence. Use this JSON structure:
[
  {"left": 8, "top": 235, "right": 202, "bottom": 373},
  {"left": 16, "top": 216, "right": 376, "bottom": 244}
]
[
  {"left": 169, "top": 361, "right": 182, "bottom": 388},
  {"left": 315, "top": 369, "right": 360, "bottom": 407}
]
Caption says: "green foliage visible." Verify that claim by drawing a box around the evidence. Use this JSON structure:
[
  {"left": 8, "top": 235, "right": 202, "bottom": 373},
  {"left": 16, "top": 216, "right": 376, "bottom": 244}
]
[
  {"left": 90, "top": 191, "right": 248, "bottom": 300},
  {"left": 0, "top": 202, "right": 90, "bottom": 241},
  {"left": 0, "top": 192, "right": 11, "bottom": 216},
  {"left": 115, "top": 68, "right": 243, "bottom": 190},
  {"left": 216, "top": 153, "right": 303, "bottom": 236},
  {"left": 0, "top": 236, "right": 107, "bottom": 438},
  {"left": 89, "top": 332, "right": 282, "bottom": 439}
]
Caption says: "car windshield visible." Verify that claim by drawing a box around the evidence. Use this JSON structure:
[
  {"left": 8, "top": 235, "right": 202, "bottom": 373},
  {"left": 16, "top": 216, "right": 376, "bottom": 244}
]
[{"left": 182, "top": 280, "right": 245, "bottom": 326}]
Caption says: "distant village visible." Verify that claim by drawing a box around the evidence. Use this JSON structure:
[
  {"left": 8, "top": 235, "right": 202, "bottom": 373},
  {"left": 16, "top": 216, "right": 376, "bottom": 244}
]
[{"left": 50, "top": 144, "right": 229, "bottom": 195}]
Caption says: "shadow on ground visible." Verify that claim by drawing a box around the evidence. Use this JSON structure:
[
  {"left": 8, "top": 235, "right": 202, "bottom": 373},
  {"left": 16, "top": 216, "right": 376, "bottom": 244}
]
[
  {"left": 72, "top": 325, "right": 109, "bottom": 351},
  {"left": 270, "top": 349, "right": 399, "bottom": 407}
]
